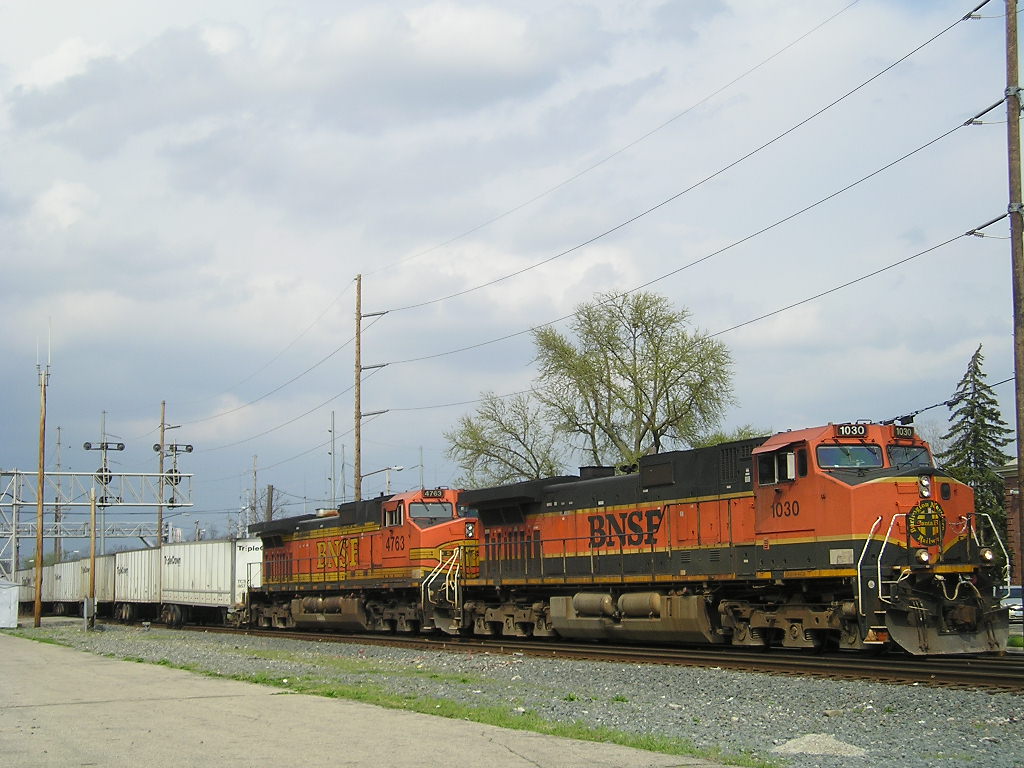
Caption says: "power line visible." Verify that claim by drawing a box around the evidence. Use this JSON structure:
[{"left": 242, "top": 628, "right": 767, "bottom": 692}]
[
  {"left": 361, "top": 1, "right": 864, "bottom": 281},
  {"left": 374, "top": 216, "right": 1006, "bottom": 416},
  {"left": 183, "top": 313, "right": 387, "bottom": 432},
  {"left": 881, "top": 376, "right": 1015, "bottom": 425},
  {"left": 708, "top": 223, "right": 997, "bottom": 338},
  {"left": 381, "top": 109, "right": 997, "bottom": 367},
  {"left": 378, "top": 6, "right": 980, "bottom": 316}
]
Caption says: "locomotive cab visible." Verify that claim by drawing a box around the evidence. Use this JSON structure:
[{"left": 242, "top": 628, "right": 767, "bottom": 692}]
[
  {"left": 245, "top": 486, "right": 478, "bottom": 634},
  {"left": 752, "top": 422, "right": 1008, "bottom": 654}
]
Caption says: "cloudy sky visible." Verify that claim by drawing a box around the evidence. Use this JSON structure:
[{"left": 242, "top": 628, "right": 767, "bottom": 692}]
[{"left": 0, "top": 0, "right": 1016, "bottom": 542}]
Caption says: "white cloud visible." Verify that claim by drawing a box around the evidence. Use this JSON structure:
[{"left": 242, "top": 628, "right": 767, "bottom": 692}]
[
  {"left": 14, "top": 37, "right": 108, "bottom": 89},
  {"left": 0, "top": 1, "right": 1014, "bottom": 531},
  {"left": 30, "top": 180, "right": 98, "bottom": 230}
]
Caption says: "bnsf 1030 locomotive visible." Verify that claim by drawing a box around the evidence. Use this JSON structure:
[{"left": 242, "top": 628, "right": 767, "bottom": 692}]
[{"left": 243, "top": 423, "right": 1009, "bottom": 655}]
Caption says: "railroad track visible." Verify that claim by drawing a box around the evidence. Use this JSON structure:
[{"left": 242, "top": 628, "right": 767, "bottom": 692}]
[{"left": 178, "top": 624, "right": 1024, "bottom": 692}]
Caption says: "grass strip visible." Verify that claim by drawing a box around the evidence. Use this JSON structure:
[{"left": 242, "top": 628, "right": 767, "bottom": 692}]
[{"left": 3, "top": 629, "right": 774, "bottom": 767}]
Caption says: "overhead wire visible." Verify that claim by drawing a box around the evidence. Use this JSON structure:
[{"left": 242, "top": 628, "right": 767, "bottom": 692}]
[
  {"left": 149, "top": 2, "right": 867, "bottom": 448},
  {"left": 128, "top": 281, "right": 356, "bottom": 440},
  {"left": 188, "top": 1, "right": 996, "bottom": 487},
  {"left": 361, "top": 0, "right": 864, "bottom": 280},
  {"left": 709, "top": 215, "right": 1005, "bottom": 338},
  {"left": 881, "top": 376, "right": 1015, "bottom": 425},
  {"left": 378, "top": 4, "right": 986, "bottom": 315},
  {"left": 377, "top": 214, "right": 1006, "bottom": 415},
  {"left": 380, "top": 101, "right": 1002, "bottom": 367},
  {"left": 184, "top": 313, "right": 385, "bottom": 432},
  {"left": 143, "top": 2, "right": 988, "bottom": 456},
  {"left": 198, "top": 366, "right": 383, "bottom": 453}
]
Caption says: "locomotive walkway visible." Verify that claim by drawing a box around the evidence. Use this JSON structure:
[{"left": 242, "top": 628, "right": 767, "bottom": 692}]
[{"left": 0, "top": 626, "right": 728, "bottom": 768}]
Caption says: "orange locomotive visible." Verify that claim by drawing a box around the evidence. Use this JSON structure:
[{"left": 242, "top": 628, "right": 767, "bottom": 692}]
[
  {"left": 244, "top": 487, "right": 478, "bottom": 633},
  {"left": 456, "top": 422, "right": 1008, "bottom": 654},
  {"left": 244, "top": 423, "right": 1008, "bottom": 654}
]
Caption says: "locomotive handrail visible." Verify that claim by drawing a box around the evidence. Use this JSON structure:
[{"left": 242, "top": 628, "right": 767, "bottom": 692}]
[
  {"left": 965, "top": 513, "right": 1012, "bottom": 594},
  {"left": 421, "top": 546, "right": 462, "bottom": 611},
  {"left": 875, "top": 513, "right": 906, "bottom": 605},
  {"left": 857, "top": 516, "right": 883, "bottom": 616}
]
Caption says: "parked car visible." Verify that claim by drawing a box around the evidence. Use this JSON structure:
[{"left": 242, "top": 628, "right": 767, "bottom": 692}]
[{"left": 1001, "top": 585, "right": 1023, "bottom": 623}]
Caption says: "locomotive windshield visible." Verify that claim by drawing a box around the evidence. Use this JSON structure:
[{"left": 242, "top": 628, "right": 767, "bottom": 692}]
[
  {"left": 816, "top": 444, "right": 883, "bottom": 469},
  {"left": 408, "top": 501, "right": 455, "bottom": 528},
  {"left": 887, "top": 445, "right": 932, "bottom": 469}
]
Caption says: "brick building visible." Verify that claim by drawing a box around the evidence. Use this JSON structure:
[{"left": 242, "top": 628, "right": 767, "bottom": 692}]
[{"left": 998, "top": 461, "right": 1022, "bottom": 585}]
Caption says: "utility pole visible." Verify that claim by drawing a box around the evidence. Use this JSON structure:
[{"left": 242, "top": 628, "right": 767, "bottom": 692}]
[
  {"left": 33, "top": 360, "right": 49, "bottom": 628},
  {"left": 1007, "top": 0, "right": 1024, "bottom": 585},
  {"left": 264, "top": 484, "right": 274, "bottom": 522},
  {"left": 157, "top": 401, "right": 166, "bottom": 546},
  {"left": 353, "top": 274, "right": 388, "bottom": 501},
  {"left": 251, "top": 455, "right": 258, "bottom": 525},
  {"left": 355, "top": 274, "right": 363, "bottom": 502},
  {"left": 329, "top": 410, "right": 336, "bottom": 507},
  {"left": 88, "top": 487, "right": 96, "bottom": 630},
  {"left": 54, "top": 426, "right": 63, "bottom": 561}
]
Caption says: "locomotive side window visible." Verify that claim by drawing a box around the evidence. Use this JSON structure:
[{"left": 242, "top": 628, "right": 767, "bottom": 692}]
[
  {"left": 816, "top": 444, "right": 883, "bottom": 469},
  {"left": 385, "top": 502, "right": 404, "bottom": 527},
  {"left": 757, "top": 448, "right": 804, "bottom": 485}
]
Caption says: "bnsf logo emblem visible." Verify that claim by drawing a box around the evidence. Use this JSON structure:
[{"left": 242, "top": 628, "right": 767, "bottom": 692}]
[
  {"left": 588, "top": 510, "right": 664, "bottom": 548},
  {"left": 164, "top": 556, "right": 182, "bottom": 565}
]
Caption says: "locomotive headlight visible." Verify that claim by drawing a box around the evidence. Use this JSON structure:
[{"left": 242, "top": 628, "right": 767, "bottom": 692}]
[
  {"left": 979, "top": 547, "right": 995, "bottom": 563},
  {"left": 913, "top": 548, "right": 932, "bottom": 565},
  {"left": 918, "top": 475, "right": 932, "bottom": 498}
]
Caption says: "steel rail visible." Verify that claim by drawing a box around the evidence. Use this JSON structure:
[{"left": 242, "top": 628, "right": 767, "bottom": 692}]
[{"left": 176, "top": 624, "right": 1024, "bottom": 693}]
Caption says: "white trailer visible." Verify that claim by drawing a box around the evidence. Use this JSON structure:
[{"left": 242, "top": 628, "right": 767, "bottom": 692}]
[
  {"left": 51, "top": 560, "right": 79, "bottom": 613},
  {"left": 14, "top": 567, "right": 35, "bottom": 607},
  {"left": 112, "top": 547, "right": 161, "bottom": 621},
  {"left": 81, "top": 555, "right": 115, "bottom": 605},
  {"left": 160, "top": 538, "right": 262, "bottom": 625}
]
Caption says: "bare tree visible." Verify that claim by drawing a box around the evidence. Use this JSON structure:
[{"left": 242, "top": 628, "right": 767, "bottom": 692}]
[{"left": 446, "top": 392, "right": 567, "bottom": 488}]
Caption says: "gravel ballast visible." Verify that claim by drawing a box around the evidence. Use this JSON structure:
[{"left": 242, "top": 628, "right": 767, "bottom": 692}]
[{"left": 7, "top": 622, "right": 1023, "bottom": 768}]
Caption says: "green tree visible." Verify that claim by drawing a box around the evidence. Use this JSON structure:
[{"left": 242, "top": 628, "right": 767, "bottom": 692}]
[
  {"left": 533, "top": 291, "right": 733, "bottom": 467},
  {"left": 445, "top": 391, "right": 567, "bottom": 488},
  {"left": 446, "top": 292, "right": 735, "bottom": 484},
  {"left": 937, "top": 344, "right": 1013, "bottom": 537}
]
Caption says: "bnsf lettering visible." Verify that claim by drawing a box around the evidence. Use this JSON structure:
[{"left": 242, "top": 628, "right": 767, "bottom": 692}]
[
  {"left": 588, "top": 510, "right": 664, "bottom": 548},
  {"left": 316, "top": 539, "right": 358, "bottom": 570}
]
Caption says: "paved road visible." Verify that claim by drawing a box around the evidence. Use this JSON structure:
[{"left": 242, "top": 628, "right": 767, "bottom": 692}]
[{"left": 0, "top": 631, "right": 727, "bottom": 767}]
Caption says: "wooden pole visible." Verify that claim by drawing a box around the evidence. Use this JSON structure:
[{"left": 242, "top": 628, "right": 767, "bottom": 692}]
[
  {"left": 1006, "top": 0, "right": 1024, "bottom": 586},
  {"left": 158, "top": 400, "right": 166, "bottom": 546},
  {"left": 32, "top": 366, "right": 48, "bottom": 628},
  {"left": 355, "top": 273, "right": 363, "bottom": 502}
]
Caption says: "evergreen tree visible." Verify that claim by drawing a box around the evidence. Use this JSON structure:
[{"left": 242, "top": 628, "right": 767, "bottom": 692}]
[{"left": 937, "top": 344, "right": 1013, "bottom": 538}]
